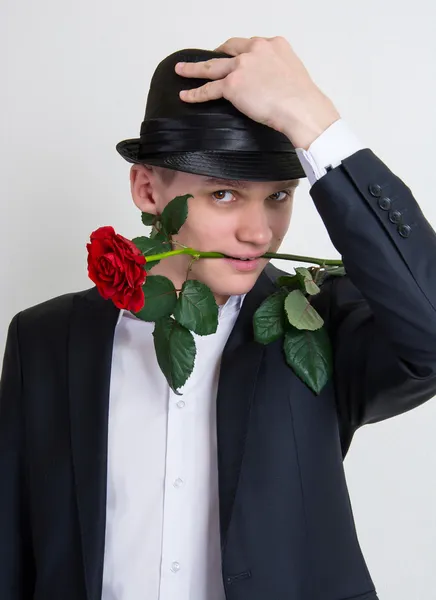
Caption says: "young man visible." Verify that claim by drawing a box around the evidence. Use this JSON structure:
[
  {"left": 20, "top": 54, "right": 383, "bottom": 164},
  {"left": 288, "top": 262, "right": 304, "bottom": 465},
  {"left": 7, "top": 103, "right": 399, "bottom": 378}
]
[{"left": 1, "top": 36, "right": 436, "bottom": 600}]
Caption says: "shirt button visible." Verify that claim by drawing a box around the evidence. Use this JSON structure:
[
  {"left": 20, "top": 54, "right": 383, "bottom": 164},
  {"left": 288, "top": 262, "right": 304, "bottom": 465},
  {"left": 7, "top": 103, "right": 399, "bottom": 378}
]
[
  {"left": 173, "top": 478, "right": 184, "bottom": 488},
  {"left": 171, "top": 561, "right": 181, "bottom": 573},
  {"left": 176, "top": 400, "right": 186, "bottom": 409}
]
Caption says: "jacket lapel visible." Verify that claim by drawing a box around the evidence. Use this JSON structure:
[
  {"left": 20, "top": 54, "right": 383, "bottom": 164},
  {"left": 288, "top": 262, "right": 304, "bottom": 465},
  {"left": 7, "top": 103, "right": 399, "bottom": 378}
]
[
  {"left": 216, "top": 266, "right": 278, "bottom": 550},
  {"left": 68, "top": 287, "right": 120, "bottom": 600}
]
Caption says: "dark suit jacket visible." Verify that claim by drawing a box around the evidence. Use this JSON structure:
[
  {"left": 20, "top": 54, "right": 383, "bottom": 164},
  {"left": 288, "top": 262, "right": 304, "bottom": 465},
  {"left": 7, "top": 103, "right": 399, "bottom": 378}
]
[{"left": 1, "top": 149, "right": 436, "bottom": 600}]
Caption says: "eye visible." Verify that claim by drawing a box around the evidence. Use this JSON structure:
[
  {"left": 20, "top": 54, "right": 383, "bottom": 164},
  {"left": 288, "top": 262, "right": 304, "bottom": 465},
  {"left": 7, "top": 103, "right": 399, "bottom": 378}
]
[
  {"left": 211, "top": 190, "right": 234, "bottom": 203},
  {"left": 269, "top": 190, "right": 291, "bottom": 202},
  {"left": 211, "top": 189, "right": 292, "bottom": 204}
]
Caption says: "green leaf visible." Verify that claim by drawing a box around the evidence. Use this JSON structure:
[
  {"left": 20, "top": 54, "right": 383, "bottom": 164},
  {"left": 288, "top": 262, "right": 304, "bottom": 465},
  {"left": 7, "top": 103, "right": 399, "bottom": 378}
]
[
  {"left": 253, "top": 291, "right": 287, "bottom": 344},
  {"left": 295, "top": 267, "right": 320, "bottom": 296},
  {"left": 325, "top": 265, "right": 346, "bottom": 277},
  {"left": 307, "top": 267, "right": 328, "bottom": 287},
  {"left": 161, "top": 194, "right": 192, "bottom": 235},
  {"left": 173, "top": 280, "right": 218, "bottom": 335},
  {"left": 141, "top": 212, "right": 156, "bottom": 226},
  {"left": 132, "top": 235, "right": 171, "bottom": 255},
  {"left": 131, "top": 235, "right": 171, "bottom": 271},
  {"left": 153, "top": 316, "right": 196, "bottom": 394},
  {"left": 150, "top": 228, "right": 171, "bottom": 243},
  {"left": 307, "top": 265, "right": 346, "bottom": 287},
  {"left": 275, "top": 275, "right": 300, "bottom": 289},
  {"left": 283, "top": 326, "right": 333, "bottom": 395},
  {"left": 284, "top": 289, "right": 324, "bottom": 331},
  {"left": 135, "top": 275, "right": 177, "bottom": 321}
]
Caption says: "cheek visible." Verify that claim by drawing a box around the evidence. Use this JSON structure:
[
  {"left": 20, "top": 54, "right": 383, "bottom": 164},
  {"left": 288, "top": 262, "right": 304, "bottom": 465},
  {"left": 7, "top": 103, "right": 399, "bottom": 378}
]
[
  {"left": 175, "top": 208, "right": 232, "bottom": 248},
  {"left": 272, "top": 206, "right": 292, "bottom": 234},
  {"left": 268, "top": 211, "right": 292, "bottom": 248}
]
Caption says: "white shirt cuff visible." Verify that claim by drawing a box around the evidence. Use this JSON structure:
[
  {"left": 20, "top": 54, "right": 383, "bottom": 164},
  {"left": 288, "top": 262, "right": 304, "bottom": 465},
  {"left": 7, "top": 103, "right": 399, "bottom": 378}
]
[{"left": 295, "top": 119, "right": 365, "bottom": 187}]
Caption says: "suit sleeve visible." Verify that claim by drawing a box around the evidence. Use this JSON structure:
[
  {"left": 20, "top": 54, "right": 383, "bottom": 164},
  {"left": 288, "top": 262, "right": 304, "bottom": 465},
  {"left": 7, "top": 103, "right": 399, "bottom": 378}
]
[
  {"left": 0, "top": 314, "right": 34, "bottom": 598},
  {"left": 310, "top": 149, "right": 436, "bottom": 457}
]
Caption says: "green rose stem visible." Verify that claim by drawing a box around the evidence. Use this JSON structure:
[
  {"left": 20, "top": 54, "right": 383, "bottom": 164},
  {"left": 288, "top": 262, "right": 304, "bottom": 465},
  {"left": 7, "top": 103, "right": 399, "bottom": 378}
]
[
  {"left": 262, "top": 252, "right": 341, "bottom": 266},
  {"left": 143, "top": 247, "right": 343, "bottom": 267}
]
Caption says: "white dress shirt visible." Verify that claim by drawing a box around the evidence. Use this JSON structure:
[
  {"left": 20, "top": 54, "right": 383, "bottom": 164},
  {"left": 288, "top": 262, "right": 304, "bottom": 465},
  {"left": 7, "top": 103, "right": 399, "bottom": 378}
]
[
  {"left": 101, "top": 119, "right": 365, "bottom": 600},
  {"left": 102, "top": 295, "right": 244, "bottom": 600},
  {"left": 295, "top": 119, "right": 364, "bottom": 186}
]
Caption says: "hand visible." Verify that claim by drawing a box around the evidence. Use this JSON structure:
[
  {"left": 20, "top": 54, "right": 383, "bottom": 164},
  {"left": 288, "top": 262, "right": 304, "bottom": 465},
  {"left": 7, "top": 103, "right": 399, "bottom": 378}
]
[{"left": 175, "top": 36, "right": 341, "bottom": 149}]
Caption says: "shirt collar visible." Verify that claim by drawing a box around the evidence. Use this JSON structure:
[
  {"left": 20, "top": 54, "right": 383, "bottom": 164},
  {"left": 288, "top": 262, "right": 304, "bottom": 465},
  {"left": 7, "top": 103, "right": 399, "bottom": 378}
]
[
  {"left": 117, "top": 293, "right": 246, "bottom": 326},
  {"left": 217, "top": 293, "right": 246, "bottom": 319}
]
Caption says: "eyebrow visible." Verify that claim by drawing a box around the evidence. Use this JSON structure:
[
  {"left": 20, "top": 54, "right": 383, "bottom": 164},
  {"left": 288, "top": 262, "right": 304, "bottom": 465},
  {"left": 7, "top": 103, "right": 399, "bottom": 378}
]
[{"left": 201, "top": 177, "right": 300, "bottom": 191}]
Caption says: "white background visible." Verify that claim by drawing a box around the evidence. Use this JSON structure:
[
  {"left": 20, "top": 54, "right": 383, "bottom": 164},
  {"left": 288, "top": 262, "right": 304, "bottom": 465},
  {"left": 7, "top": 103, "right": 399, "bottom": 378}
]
[{"left": 2, "top": 0, "right": 436, "bottom": 597}]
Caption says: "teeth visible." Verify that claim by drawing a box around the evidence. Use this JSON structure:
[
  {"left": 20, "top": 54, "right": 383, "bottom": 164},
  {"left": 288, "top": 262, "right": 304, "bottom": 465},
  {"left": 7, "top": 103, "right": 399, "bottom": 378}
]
[{"left": 228, "top": 256, "right": 258, "bottom": 261}]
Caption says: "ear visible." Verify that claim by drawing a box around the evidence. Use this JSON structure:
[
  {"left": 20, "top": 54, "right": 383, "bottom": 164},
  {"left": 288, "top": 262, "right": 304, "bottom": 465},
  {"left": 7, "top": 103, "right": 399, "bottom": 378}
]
[{"left": 130, "top": 164, "right": 160, "bottom": 215}]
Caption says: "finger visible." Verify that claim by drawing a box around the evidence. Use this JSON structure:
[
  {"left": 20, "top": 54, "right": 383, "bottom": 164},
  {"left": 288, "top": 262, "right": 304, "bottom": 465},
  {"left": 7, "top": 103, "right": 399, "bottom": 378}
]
[
  {"left": 213, "top": 36, "right": 278, "bottom": 53},
  {"left": 179, "top": 80, "right": 224, "bottom": 103},
  {"left": 175, "top": 57, "right": 234, "bottom": 80},
  {"left": 213, "top": 37, "right": 254, "bottom": 56}
]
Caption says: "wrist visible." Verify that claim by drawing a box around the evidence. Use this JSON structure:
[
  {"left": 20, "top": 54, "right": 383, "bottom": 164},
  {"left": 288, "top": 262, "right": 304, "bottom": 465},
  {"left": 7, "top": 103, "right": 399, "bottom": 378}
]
[{"left": 279, "top": 96, "right": 341, "bottom": 150}]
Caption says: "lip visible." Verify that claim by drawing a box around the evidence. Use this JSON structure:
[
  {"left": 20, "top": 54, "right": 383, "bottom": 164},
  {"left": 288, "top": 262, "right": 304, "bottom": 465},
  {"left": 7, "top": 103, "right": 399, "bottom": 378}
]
[
  {"left": 223, "top": 257, "right": 263, "bottom": 272},
  {"left": 228, "top": 254, "right": 265, "bottom": 260}
]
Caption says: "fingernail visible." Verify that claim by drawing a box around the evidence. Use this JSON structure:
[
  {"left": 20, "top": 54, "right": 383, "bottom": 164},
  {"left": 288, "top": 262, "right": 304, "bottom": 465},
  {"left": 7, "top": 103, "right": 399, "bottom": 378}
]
[{"left": 176, "top": 62, "right": 185, "bottom": 69}]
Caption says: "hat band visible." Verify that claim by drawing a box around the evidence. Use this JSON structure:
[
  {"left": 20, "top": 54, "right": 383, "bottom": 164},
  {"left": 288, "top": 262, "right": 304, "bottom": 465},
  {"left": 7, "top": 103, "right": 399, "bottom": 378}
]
[{"left": 137, "top": 114, "right": 295, "bottom": 157}]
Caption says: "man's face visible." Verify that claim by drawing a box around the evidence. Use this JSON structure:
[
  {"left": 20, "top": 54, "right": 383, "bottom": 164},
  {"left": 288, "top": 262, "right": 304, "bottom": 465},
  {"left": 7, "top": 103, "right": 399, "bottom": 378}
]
[{"left": 131, "top": 166, "right": 298, "bottom": 304}]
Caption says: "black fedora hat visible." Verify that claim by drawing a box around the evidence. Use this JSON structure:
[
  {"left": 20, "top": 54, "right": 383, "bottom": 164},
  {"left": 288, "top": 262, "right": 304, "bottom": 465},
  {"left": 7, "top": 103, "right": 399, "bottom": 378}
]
[{"left": 116, "top": 48, "right": 306, "bottom": 181}]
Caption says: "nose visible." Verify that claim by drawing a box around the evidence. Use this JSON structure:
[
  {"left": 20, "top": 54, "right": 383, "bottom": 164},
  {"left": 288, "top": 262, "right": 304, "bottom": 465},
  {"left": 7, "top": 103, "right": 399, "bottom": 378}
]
[{"left": 235, "top": 202, "right": 273, "bottom": 247}]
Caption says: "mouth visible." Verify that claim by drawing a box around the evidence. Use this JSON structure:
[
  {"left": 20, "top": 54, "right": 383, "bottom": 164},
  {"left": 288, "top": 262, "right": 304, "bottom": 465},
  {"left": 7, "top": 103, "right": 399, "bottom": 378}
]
[
  {"left": 224, "top": 254, "right": 265, "bottom": 261},
  {"left": 230, "top": 257, "right": 259, "bottom": 262},
  {"left": 222, "top": 254, "right": 265, "bottom": 272}
]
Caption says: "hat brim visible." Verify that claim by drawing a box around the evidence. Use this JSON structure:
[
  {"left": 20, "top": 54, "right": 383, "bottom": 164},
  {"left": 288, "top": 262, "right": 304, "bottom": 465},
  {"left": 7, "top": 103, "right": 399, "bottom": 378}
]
[{"left": 116, "top": 138, "right": 306, "bottom": 181}]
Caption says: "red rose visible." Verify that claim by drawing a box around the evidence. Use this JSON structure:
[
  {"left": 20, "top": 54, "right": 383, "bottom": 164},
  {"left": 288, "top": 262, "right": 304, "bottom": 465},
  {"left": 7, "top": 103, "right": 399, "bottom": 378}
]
[{"left": 87, "top": 226, "right": 147, "bottom": 312}]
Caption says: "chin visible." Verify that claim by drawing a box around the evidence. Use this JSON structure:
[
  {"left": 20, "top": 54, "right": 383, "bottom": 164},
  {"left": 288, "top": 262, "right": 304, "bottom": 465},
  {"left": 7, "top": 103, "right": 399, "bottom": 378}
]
[
  {"left": 209, "top": 271, "right": 264, "bottom": 298},
  {"left": 191, "top": 258, "right": 267, "bottom": 298}
]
